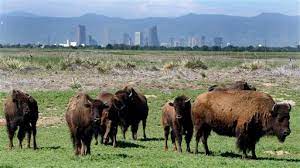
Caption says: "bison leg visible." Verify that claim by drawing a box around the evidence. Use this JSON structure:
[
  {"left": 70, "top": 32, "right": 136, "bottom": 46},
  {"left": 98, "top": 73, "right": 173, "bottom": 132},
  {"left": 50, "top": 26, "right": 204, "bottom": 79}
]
[
  {"left": 194, "top": 127, "right": 201, "bottom": 154},
  {"left": 32, "top": 123, "right": 38, "bottom": 150},
  {"left": 170, "top": 130, "right": 177, "bottom": 151},
  {"left": 163, "top": 126, "right": 170, "bottom": 151},
  {"left": 131, "top": 123, "right": 139, "bottom": 140},
  {"left": 17, "top": 126, "right": 26, "bottom": 149},
  {"left": 185, "top": 129, "right": 193, "bottom": 153},
  {"left": 174, "top": 130, "right": 182, "bottom": 153},
  {"left": 250, "top": 143, "right": 257, "bottom": 159},
  {"left": 26, "top": 124, "right": 32, "bottom": 148},
  {"left": 121, "top": 125, "right": 128, "bottom": 140},
  {"left": 7, "top": 123, "right": 17, "bottom": 150},
  {"left": 142, "top": 119, "right": 147, "bottom": 139},
  {"left": 201, "top": 135, "right": 210, "bottom": 155},
  {"left": 94, "top": 130, "right": 99, "bottom": 145}
]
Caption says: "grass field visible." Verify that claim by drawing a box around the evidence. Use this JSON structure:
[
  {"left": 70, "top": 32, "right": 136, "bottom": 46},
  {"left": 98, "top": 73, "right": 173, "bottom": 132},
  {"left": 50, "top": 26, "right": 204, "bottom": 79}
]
[
  {"left": 0, "top": 49, "right": 299, "bottom": 167},
  {"left": 0, "top": 88, "right": 299, "bottom": 167}
]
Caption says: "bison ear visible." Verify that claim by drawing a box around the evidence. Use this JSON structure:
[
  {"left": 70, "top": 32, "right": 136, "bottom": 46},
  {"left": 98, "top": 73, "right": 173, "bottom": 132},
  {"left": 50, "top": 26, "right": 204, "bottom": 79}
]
[{"left": 168, "top": 102, "right": 174, "bottom": 106}]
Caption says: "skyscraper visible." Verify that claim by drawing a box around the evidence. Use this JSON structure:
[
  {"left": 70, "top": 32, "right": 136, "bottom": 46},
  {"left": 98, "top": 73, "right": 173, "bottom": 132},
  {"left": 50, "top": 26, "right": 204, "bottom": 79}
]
[
  {"left": 214, "top": 37, "right": 223, "bottom": 47},
  {"left": 134, "top": 32, "right": 144, "bottom": 46},
  {"left": 77, "top": 25, "right": 86, "bottom": 46},
  {"left": 88, "top": 35, "right": 98, "bottom": 46},
  {"left": 201, "top": 36, "right": 206, "bottom": 46},
  {"left": 123, "top": 33, "right": 131, "bottom": 46},
  {"left": 147, "top": 26, "right": 160, "bottom": 47}
]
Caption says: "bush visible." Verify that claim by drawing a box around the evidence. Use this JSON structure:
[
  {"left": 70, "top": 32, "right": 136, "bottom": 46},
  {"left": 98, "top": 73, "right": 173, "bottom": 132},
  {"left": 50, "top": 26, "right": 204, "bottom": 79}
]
[
  {"left": 184, "top": 59, "right": 208, "bottom": 70},
  {"left": 163, "top": 62, "right": 178, "bottom": 70},
  {"left": 97, "top": 65, "right": 111, "bottom": 74},
  {"left": 240, "top": 60, "right": 266, "bottom": 70}
]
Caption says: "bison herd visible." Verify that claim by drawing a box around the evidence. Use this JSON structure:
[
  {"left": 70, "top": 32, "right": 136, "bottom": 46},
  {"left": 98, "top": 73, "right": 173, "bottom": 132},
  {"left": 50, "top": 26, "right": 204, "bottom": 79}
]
[{"left": 3, "top": 81, "right": 292, "bottom": 159}]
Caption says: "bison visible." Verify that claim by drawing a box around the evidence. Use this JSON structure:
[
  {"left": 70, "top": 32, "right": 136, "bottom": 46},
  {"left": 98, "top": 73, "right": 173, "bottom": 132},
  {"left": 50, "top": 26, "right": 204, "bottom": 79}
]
[
  {"left": 115, "top": 86, "right": 148, "bottom": 140},
  {"left": 65, "top": 93, "right": 109, "bottom": 155},
  {"left": 162, "top": 95, "right": 193, "bottom": 153},
  {"left": 208, "top": 81, "right": 256, "bottom": 92},
  {"left": 192, "top": 90, "right": 291, "bottom": 159},
  {"left": 95, "top": 92, "right": 125, "bottom": 147},
  {"left": 3, "top": 90, "right": 39, "bottom": 150}
]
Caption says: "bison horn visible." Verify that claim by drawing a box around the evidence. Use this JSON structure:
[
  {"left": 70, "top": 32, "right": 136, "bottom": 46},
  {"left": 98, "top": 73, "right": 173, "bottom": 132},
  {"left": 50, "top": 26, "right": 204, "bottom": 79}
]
[
  {"left": 128, "top": 91, "right": 133, "bottom": 97},
  {"left": 287, "top": 103, "right": 292, "bottom": 112},
  {"left": 185, "top": 98, "right": 191, "bottom": 103}
]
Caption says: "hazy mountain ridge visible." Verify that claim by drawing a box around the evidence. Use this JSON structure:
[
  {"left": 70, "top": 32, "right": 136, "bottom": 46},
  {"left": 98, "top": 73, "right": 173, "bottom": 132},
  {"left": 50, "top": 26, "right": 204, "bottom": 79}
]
[{"left": 0, "top": 12, "right": 299, "bottom": 46}]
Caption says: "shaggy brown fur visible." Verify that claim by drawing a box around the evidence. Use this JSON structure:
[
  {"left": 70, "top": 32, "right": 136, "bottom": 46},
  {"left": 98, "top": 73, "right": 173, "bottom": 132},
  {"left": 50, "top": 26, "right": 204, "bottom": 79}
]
[
  {"left": 115, "top": 86, "right": 148, "bottom": 140},
  {"left": 192, "top": 90, "right": 291, "bottom": 159},
  {"left": 4, "top": 90, "right": 39, "bottom": 150},
  {"left": 96, "top": 92, "right": 124, "bottom": 147},
  {"left": 162, "top": 95, "right": 193, "bottom": 153},
  {"left": 65, "top": 93, "right": 109, "bottom": 155},
  {"left": 208, "top": 81, "right": 256, "bottom": 92}
]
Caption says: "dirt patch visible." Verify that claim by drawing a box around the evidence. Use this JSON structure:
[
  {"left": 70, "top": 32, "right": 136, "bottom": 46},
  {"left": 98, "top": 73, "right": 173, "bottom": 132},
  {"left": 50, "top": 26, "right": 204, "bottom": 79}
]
[
  {"left": 0, "top": 117, "right": 64, "bottom": 127},
  {"left": 264, "top": 150, "right": 290, "bottom": 156}
]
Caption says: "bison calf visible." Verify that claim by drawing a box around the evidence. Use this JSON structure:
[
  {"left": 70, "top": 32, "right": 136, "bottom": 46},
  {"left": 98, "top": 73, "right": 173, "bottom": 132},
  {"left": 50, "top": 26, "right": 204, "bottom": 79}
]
[
  {"left": 96, "top": 92, "right": 125, "bottom": 147},
  {"left": 162, "top": 95, "right": 193, "bottom": 153},
  {"left": 65, "top": 93, "right": 109, "bottom": 155},
  {"left": 4, "top": 90, "right": 39, "bottom": 150},
  {"left": 192, "top": 90, "right": 291, "bottom": 159}
]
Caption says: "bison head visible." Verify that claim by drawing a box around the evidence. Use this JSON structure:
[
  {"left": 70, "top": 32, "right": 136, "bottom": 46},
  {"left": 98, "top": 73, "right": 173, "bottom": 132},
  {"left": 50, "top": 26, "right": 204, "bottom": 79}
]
[
  {"left": 12, "top": 90, "right": 30, "bottom": 116},
  {"left": 169, "top": 96, "right": 191, "bottom": 119},
  {"left": 271, "top": 103, "right": 292, "bottom": 142},
  {"left": 85, "top": 99, "right": 109, "bottom": 124}
]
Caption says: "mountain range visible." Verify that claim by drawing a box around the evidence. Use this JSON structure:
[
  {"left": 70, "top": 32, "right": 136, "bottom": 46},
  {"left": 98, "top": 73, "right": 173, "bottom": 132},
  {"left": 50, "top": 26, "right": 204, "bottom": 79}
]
[{"left": 0, "top": 11, "right": 299, "bottom": 46}]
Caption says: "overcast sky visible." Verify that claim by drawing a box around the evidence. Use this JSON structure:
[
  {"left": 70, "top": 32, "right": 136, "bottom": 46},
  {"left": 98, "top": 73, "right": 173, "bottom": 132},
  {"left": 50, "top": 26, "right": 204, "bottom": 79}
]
[{"left": 1, "top": 0, "right": 299, "bottom": 18}]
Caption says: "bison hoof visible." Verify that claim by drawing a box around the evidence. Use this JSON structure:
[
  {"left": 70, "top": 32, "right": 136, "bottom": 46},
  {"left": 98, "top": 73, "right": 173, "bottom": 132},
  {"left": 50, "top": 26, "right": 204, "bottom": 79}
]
[{"left": 251, "top": 155, "right": 257, "bottom": 160}]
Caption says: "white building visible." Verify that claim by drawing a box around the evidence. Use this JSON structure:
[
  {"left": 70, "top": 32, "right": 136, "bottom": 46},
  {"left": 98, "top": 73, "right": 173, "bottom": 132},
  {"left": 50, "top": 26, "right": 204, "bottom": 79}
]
[{"left": 134, "top": 32, "right": 144, "bottom": 46}]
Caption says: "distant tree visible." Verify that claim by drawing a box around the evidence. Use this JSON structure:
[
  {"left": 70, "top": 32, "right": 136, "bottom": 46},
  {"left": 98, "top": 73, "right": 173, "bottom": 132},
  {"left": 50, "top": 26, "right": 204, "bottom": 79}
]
[
  {"left": 201, "top": 45, "right": 209, "bottom": 51},
  {"left": 106, "top": 44, "right": 113, "bottom": 49}
]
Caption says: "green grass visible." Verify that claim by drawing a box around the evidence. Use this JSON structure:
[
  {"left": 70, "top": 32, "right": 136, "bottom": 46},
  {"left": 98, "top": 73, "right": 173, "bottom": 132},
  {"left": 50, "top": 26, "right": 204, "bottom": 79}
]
[{"left": 0, "top": 89, "right": 299, "bottom": 167}]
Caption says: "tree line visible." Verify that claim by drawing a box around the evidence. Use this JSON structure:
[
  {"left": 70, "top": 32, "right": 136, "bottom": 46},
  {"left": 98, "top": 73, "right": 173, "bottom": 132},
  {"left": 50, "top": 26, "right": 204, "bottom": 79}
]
[{"left": 1, "top": 43, "right": 300, "bottom": 52}]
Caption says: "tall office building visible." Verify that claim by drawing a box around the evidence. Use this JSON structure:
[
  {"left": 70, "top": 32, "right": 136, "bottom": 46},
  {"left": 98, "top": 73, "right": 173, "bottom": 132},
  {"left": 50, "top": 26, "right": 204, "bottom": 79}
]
[
  {"left": 88, "top": 35, "right": 98, "bottom": 46},
  {"left": 188, "top": 36, "right": 199, "bottom": 47},
  {"left": 201, "top": 36, "right": 206, "bottom": 46},
  {"left": 134, "top": 32, "right": 144, "bottom": 46},
  {"left": 147, "top": 26, "right": 160, "bottom": 47},
  {"left": 123, "top": 33, "right": 131, "bottom": 45},
  {"left": 77, "top": 25, "right": 86, "bottom": 46},
  {"left": 214, "top": 37, "right": 223, "bottom": 47},
  {"left": 169, "top": 37, "right": 175, "bottom": 47}
]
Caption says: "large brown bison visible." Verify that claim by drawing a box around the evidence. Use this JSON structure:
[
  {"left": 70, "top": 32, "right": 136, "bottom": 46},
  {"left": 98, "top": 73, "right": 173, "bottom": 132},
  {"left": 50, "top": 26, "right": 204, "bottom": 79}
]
[
  {"left": 208, "top": 81, "right": 256, "bottom": 92},
  {"left": 115, "top": 86, "right": 148, "bottom": 140},
  {"left": 65, "top": 93, "right": 109, "bottom": 155},
  {"left": 162, "top": 95, "right": 193, "bottom": 153},
  {"left": 95, "top": 92, "right": 125, "bottom": 147},
  {"left": 3, "top": 90, "right": 39, "bottom": 150},
  {"left": 192, "top": 90, "right": 291, "bottom": 159}
]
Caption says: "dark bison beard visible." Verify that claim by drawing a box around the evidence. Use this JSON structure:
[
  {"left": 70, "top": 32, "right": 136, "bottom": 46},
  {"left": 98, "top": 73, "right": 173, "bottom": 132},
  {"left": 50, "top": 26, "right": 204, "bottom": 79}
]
[{"left": 277, "top": 134, "right": 287, "bottom": 143}]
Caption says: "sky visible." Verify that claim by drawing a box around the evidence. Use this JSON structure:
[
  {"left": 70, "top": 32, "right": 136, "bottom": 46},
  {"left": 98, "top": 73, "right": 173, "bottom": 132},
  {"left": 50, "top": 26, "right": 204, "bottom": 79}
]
[{"left": 0, "top": 0, "right": 299, "bottom": 18}]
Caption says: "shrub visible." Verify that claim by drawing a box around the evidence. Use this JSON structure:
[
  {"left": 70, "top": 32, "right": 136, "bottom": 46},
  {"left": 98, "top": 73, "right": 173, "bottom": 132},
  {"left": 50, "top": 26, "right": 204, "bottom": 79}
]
[
  {"left": 163, "top": 62, "right": 178, "bottom": 70},
  {"left": 184, "top": 59, "right": 208, "bottom": 70},
  {"left": 97, "top": 65, "right": 111, "bottom": 74},
  {"left": 70, "top": 78, "right": 82, "bottom": 89},
  {"left": 240, "top": 60, "right": 266, "bottom": 70}
]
